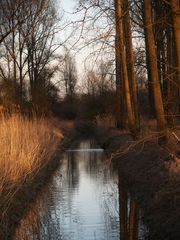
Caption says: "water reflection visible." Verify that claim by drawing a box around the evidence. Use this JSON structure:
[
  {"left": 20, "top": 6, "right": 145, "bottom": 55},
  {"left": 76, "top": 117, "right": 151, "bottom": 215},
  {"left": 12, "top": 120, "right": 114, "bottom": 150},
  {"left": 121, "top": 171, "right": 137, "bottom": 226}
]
[
  {"left": 118, "top": 176, "right": 143, "bottom": 240},
  {"left": 14, "top": 140, "right": 145, "bottom": 240}
]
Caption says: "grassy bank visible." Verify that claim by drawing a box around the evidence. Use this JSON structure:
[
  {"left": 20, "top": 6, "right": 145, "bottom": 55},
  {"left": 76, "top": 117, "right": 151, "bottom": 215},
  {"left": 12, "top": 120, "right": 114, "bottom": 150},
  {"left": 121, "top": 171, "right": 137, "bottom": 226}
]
[
  {"left": 0, "top": 113, "right": 71, "bottom": 239},
  {"left": 0, "top": 114, "right": 63, "bottom": 191},
  {"left": 0, "top": 114, "right": 76, "bottom": 239}
]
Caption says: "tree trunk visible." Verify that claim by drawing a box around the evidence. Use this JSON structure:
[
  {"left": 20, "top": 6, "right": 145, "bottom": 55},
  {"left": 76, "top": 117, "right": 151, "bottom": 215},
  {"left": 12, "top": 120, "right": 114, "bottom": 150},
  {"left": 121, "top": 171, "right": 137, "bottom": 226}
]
[
  {"left": 120, "top": 189, "right": 128, "bottom": 240},
  {"left": 144, "top": 35, "right": 155, "bottom": 117},
  {"left": 170, "top": 0, "right": 180, "bottom": 84},
  {"left": 166, "top": 27, "right": 174, "bottom": 125},
  {"left": 114, "top": 0, "right": 136, "bottom": 135},
  {"left": 18, "top": 27, "right": 24, "bottom": 102},
  {"left": 123, "top": 0, "right": 140, "bottom": 133},
  {"left": 142, "top": 3, "right": 155, "bottom": 117},
  {"left": 118, "top": 176, "right": 128, "bottom": 240},
  {"left": 10, "top": 19, "right": 17, "bottom": 101},
  {"left": 170, "top": 0, "right": 180, "bottom": 116},
  {"left": 12, "top": 31, "right": 17, "bottom": 88},
  {"left": 114, "top": 8, "right": 125, "bottom": 129},
  {"left": 129, "top": 199, "right": 139, "bottom": 240},
  {"left": 144, "top": 0, "right": 166, "bottom": 133}
]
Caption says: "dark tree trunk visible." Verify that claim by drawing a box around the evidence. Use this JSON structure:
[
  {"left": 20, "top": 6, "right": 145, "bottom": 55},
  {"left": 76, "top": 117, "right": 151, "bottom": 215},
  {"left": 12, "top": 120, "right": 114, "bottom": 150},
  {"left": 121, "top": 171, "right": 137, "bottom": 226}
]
[{"left": 144, "top": 0, "right": 167, "bottom": 133}]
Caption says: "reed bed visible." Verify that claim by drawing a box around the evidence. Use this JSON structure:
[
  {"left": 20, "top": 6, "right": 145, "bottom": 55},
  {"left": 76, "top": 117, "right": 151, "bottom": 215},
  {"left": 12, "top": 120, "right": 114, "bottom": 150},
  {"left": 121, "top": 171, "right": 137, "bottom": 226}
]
[{"left": 0, "top": 113, "right": 63, "bottom": 195}]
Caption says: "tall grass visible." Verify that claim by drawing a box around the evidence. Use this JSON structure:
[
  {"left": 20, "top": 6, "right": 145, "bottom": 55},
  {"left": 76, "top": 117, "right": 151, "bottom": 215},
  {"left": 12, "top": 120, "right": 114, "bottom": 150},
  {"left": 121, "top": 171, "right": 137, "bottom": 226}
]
[{"left": 0, "top": 113, "right": 63, "bottom": 194}]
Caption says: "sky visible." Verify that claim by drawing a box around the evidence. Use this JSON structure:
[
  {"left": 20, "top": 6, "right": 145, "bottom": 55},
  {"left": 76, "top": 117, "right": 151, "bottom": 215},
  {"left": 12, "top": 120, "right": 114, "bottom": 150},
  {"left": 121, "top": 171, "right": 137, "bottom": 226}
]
[
  {"left": 56, "top": 0, "right": 114, "bottom": 87},
  {"left": 57, "top": 0, "right": 103, "bottom": 74},
  {"left": 57, "top": 0, "right": 88, "bottom": 77},
  {"left": 60, "top": 0, "right": 75, "bottom": 12},
  {"left": 52, "top": 0, "right": 91, "bottom": 90}
]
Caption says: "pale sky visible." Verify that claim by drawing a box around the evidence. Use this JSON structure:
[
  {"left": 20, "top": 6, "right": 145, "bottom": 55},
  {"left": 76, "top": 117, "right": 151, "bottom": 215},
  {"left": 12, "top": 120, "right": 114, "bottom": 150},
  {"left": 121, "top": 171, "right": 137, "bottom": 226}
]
[
  {"left": 58, "top": 0, "right": 87, "bottom": 76},
  {"left": 56, "top": 0, "right": 113, "bottom": 84},
  {"left": 56, "top": 0, "right": 102, "bottom": 90},
  {"left": 52, "top": 0, "right": 90, "bottom": 90},
  {"left": 61, "top": 0, "right": 75, "bottom": 12}
]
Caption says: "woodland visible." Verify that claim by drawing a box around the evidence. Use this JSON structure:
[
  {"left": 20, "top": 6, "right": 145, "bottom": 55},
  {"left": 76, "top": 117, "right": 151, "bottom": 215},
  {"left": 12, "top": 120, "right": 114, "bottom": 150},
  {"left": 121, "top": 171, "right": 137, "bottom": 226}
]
[{"left": 0, "top": 0, "right": 179, "bottom": 239}]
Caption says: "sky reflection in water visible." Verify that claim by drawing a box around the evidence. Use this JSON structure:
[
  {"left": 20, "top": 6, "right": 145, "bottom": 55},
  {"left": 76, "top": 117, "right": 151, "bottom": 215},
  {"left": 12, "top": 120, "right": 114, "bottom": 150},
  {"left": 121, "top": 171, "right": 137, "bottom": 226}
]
[{"left": 14, "top": 140, "right": 145, "bottom": 240}]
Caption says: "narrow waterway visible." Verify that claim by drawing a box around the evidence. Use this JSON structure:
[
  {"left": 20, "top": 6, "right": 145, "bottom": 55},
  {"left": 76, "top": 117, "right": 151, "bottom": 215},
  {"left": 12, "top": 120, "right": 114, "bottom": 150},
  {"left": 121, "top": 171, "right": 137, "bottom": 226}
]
[{"left": 14, "top": 139, "right": 146, "bottom": 240}]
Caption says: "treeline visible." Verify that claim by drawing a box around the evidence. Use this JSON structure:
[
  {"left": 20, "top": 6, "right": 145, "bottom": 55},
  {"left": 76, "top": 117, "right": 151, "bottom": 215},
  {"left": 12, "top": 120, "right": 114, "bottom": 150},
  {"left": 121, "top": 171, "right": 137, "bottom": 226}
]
[
  {"left": 0, "top": 0, "right": 179, "bottom": 132},
  {"left": 0, "top": 0, "right": 61, "bottom": 113},
  {"left": 77, "top": 0, "right": 180, "bottom": 136}
]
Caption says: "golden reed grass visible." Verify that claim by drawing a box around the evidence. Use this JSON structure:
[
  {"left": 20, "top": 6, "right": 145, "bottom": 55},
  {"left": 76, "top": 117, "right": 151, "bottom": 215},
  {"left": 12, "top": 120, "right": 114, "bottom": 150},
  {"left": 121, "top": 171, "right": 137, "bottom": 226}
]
[{"left": 0, "top": 113, "right": 63, "bottom": 194}]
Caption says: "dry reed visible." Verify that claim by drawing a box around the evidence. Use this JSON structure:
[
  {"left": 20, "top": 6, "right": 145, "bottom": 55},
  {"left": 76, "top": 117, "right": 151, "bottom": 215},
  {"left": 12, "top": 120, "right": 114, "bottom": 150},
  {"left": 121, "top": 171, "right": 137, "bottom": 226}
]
[{"left": 0, "top": 113, "right": 63, "bottom": 194}]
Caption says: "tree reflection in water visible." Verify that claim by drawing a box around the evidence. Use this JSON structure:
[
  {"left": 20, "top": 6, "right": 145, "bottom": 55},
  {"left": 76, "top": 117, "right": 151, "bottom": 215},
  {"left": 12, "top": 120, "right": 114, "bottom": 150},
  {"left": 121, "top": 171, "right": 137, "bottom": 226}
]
[{"left": 118, "top": 174, "right": 141, "bottom": 240}]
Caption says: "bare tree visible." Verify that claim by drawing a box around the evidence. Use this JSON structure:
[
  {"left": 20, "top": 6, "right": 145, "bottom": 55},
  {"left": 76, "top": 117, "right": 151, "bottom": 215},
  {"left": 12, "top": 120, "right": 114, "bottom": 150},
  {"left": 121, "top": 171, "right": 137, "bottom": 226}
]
[
  {"left": 115, "top": 0, "right": 136, "bottom": 135},
  {"left": 143, "top": 0, "right": 166, "bottom": 132},
  {"left": 170, "top": 0, "right": 180, "bottom": 85},
  {"left": 123, "top": 0, "right": 140, "bottom": 132},
  {"left": 0, "top": 0, "right": 62, "bottom": 110}
]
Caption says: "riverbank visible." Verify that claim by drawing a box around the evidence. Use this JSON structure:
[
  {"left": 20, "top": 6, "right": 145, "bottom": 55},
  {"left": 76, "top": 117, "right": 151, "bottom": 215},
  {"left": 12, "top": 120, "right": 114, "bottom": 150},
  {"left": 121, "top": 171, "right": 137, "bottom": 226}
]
[
  {"left": 95, "top": 126, "right": 180, "bottom": 240},
  {"left": 0, "top": 115, "right": 75, "bottom": 240}
]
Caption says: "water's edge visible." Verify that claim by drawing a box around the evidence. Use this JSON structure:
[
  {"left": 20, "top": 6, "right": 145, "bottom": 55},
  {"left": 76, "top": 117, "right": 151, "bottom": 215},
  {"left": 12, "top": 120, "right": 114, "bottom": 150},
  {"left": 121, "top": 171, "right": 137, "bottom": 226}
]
[{"left": 0, "top": 131, "right": 77, "bottom": 240}]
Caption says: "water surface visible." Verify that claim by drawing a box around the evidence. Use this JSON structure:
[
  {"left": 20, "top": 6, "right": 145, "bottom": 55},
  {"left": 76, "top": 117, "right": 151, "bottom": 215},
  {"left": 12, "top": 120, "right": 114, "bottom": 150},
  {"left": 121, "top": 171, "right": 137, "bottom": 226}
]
[{"left": 14, "top": 139, "right": 145, "bottom": 240}]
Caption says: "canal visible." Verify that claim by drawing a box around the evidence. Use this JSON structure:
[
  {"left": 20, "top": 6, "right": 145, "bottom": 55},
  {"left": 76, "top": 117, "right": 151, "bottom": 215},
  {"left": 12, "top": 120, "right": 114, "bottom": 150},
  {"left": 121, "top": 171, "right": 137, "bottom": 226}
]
[{"left": 14, "top": 139, "right": 146, "bottom": 240}]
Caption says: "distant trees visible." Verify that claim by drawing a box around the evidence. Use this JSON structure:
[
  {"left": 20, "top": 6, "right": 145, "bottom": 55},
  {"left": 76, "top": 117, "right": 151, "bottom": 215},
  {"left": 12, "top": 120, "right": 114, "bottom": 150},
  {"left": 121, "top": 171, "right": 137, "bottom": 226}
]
[
  {"left": 52, "top": 50, "right": 78, "bottom": 119},
  {"left": 85, "top": 60, "right": 115, "bottom": 95},
  {"left": 79, "top": 61, "right": 116, "bottom": 119},
  {"left": 0, "top": 0, "right": 179, "bottom": 128},
  {"left": 0, "top": 0, "right": 62, "bottom": 113},
  {"left": 63, "top": 52, "right": 77, "bottom": 99}
]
